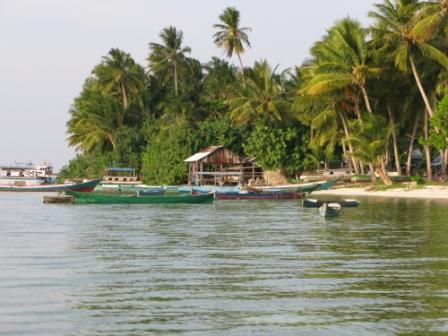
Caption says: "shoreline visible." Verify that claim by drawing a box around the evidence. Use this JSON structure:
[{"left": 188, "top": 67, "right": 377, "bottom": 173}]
[{"left": 313, "top": 186, "right": 448, "bottom": 200}]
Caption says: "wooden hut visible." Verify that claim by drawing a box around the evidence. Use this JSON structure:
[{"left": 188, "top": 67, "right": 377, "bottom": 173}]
[{"left": 185, "top": 146, "right": 263, "bottom": 185}]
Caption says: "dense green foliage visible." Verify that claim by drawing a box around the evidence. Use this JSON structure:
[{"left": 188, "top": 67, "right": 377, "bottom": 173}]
[
  {"left": 63, "top": 2, "right": 448, "bottom": 184},
  {"left": 244, "top": 121, "right": 309, "bottom": 176}
]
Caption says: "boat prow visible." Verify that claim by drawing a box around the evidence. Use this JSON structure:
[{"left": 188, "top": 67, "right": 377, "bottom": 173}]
[{"left": 0, "top": 179, "right": 101, "bottom": 192}]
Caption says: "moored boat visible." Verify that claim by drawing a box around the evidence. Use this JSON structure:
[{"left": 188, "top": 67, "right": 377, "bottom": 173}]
[
  {"left": 314, "top": 177, "right": 341, "bottom": 191},
  {"left": 303, "top": 198, "right": 359, "bottom": 208},
  {"left": 256, "top": 182, "right": 321, "bottom": 193},
  {"left": 214, "top": 191, "right": 303, "bottom": 200},
  {"left": 319, "top": 202, "right": 341, "bottom": 217},
  {"left": 65, "top": 190, "right": 215, "bottom": 204},
  {"left": 0, "top": 179, "right": 101, "bottom": 192},
  {"left": 178, "top": 185, "right": 241, "bottom": 193}
]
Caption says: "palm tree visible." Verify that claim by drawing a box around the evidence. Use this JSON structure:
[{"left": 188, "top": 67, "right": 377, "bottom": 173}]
[
  {"left": 67, "top": 88, "right": 124, "bottom": 153},
  {"left": 226, "top": 60, "right": 291, "bottom": 125},
  {"left": 92, "top": 48, "right": 145, "bottom": 109},
  {"left": 148, "top": 26, "right": 191, "bottom": 96},
  {"left": 369, "top": 0, "right": 448, "bottom": 118},
  {"left": 414, "top": 0, "right": 448, "bottom": 41},
  {"left": 349, "top": 115, "right": 393, "bottom": 185},
  {"left": 213, "top": 7, "right": 251, "bottom": 81},
  {"left": 302, "top": 18, "right": 381, "bottom": 116}
]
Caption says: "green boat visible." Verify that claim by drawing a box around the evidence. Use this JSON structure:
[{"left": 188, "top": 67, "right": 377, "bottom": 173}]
[{"left": 65, "top": 190, "right": 214, "bottom": 204}]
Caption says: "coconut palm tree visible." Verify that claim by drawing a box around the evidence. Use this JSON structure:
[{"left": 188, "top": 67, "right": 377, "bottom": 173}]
[
  {"left": 414, "top": 0, "right": 448, "bottom": 41},
  {"left": 92, "top": 48, "right": 145, "bottom": 109},
  {"left": 302, "top": 18, "right": 381, "bottom": 116},
  {"left": 213, "top": 7, "right": 251, "bottom": 81},
  {"left": 148, "top": 26, "right": 191, "bottom": 96},
  {"left": 67, "top": 88, "right": 124, "bottom": 153},
  {"left": 369, "top": 0, "right": 448, "bottom": 118},
  {"left": 226, "top": 60, "right": 291, "bottom": 125},
  {"left": 349, "top": 115, "right": 393, "bottom": 185}
]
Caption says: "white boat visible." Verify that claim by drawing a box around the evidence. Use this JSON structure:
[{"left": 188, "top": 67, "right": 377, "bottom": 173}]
[{"left": 0, "top": 161, "right": 55, "bottom": 186}]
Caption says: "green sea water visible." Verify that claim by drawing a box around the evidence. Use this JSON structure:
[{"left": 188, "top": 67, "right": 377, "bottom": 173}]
[{"left": 1, "top": 193, "right": 448, "bottom": 335}]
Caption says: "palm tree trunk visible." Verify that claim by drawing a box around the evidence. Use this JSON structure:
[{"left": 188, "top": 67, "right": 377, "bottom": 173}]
[
  {"left": 424, "top": 110, "right": 432, "bottom": 181},
  {"left": 410, "top": 55, "right": 434, "bottom": 117},
  {"left": 236, "top": 51, "right": 245, "bottom": 85},
  {"left": 341, "top": 139, "right": 353, "bottom": 173},
  {"left": 354, "top": 98, "right": 365, "bottom": 174},
  {"left": 174, "top": 63, "right": 178, "bottom": 96},
  {"left": 440, "top": 150, "right": 447, "bottom": 178},
  {"left": 369, "top": 164, "right": 376, "bottom": 184},
  {"left": 359, "top": 84, "right": 374, "bottom": 116},
  {"left": 120, "top": 81, "right": 128, "bottom": 109},
  {"left": 379, "top": 157, "right": 393, "bottom": 185},
  {"left": 406, "top": 113, "right": 420, "bottom": 176},
  {"left": 339, "top": 112, "right": 360, "bottom": 174},
  {"left": 387, "top": 104, "right": 401, "bottom": 175}
]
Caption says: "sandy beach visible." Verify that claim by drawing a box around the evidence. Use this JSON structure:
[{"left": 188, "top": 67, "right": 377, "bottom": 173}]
[{"left": 314, "top": 185, "right": 448, "bottom": 200}]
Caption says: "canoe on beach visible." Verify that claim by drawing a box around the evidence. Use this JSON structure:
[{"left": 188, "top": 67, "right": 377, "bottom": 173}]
[
  {"left": 65, "top": 190, "right": 215, "bottom": 204},
  {"left": 0, "top": 179, "right": 101, "bottom": 192}
]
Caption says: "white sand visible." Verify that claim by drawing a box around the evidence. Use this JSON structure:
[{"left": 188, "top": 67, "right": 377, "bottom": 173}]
[{"left": 314, "top": 186, "right": 448, "bottom": 200}]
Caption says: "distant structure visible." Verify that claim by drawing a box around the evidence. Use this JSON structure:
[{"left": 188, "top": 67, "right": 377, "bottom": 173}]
[
  {"left": 184, "top": 146, "right": 262, "bottom": 186},
  {"left": 102, "top": 167, "right": 140, "bottom": 185}
]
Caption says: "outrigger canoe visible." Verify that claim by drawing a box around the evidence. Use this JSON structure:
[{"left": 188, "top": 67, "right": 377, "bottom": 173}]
[
  {"left": 65, "top": 190, "right": 214, "bottom": 204},
  {"left": 0, "top": 179, "right": 101, "bottom": 192}
]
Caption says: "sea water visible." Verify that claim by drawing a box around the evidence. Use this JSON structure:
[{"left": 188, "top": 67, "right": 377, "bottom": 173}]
[{"left": 1, "top": 193, "right": 448, "bottom": 335}]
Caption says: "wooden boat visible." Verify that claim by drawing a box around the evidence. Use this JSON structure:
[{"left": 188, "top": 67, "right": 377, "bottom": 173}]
[
  {"left": 0, "top": 179, "right": 101, "bottom": 192},
  {"left": 65, "top": 190, "right": 215, "bottom": 204},
  {"left": 303, "top": 198, "right": 359, "bottom": 208},
  {"left": 314, "top": 177, "right": 341, "bottom": 191},
  {"left": 178, "top": 185, "right": 241, "bottom": 193},
  {"left": 319, "top": 202, "right": 341, "bottom": 217},
  {"left": 256, "top": 182, "right": 320, "bottom": 193},
  {"left": 214, "top": 191, "right": 303, "bottom": 200}
]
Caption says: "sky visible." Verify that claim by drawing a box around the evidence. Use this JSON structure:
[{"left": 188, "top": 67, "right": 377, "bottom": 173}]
[{"left": 0, "top": 0, "right": 378, "bottom": 171}]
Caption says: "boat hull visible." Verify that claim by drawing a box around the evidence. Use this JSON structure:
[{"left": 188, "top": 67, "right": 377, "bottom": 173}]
[
  {"left": 303, "top": 198, "right": 359, "bottom": 208},
  {"left": 65, "top": 190, "right": 215, "bottom": 204},
  {"left": 0, "top": 179, "right": 101, "bottom": 192},
  {"left": 319, "top": 203, "right": 341, "bottom": 217},
  {"left": 215, "top": 191, "right": 303, "bottom": 200}
]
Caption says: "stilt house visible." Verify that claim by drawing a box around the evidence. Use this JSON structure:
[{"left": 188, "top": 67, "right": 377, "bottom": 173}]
[{"left": 184, "top": 146, "right": 263, "bottom": 185}]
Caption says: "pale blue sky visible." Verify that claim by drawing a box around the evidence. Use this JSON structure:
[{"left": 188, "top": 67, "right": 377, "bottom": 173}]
[{"left": 0, "top": 0, "right": 377, "bottom": 170}]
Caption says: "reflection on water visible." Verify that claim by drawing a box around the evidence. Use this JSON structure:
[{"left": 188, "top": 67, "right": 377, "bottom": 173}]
[{"left": 1, "top": 193, "right": 448, "bottom": 335}]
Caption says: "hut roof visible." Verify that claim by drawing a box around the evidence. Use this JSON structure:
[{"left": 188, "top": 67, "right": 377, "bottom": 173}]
[
  {"left": 185, "top": 146, "right": 249, "bottom": 164},
  {"left": 184, "top": 146, "right": 224, "bottom": 163}
]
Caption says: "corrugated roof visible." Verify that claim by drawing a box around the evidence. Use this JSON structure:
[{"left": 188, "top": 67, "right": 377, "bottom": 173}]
[{"left": 184, "top": 146, "right": 223, "bottom": 162}]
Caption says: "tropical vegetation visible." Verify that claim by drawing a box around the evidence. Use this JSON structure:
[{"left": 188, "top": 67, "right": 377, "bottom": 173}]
[{"left": 61, "top": 2, "right": 448, "bottom": 185}]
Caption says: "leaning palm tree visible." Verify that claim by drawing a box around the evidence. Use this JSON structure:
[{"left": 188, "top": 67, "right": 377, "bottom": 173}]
[
  {"left": 148, "top": 26, "right": 191, "bottom": 96},
  {"left": 369, "top": 0, "right": 448, "bottom": 117},
  {"left": 226, "top": 60, "right": 290, "bottom": 125},
  {"left": 92, "top": 48, "right": 145, "bottom": 109},
  {"left": 213, "top": 7, "right": 251, "bottom": 81}
]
